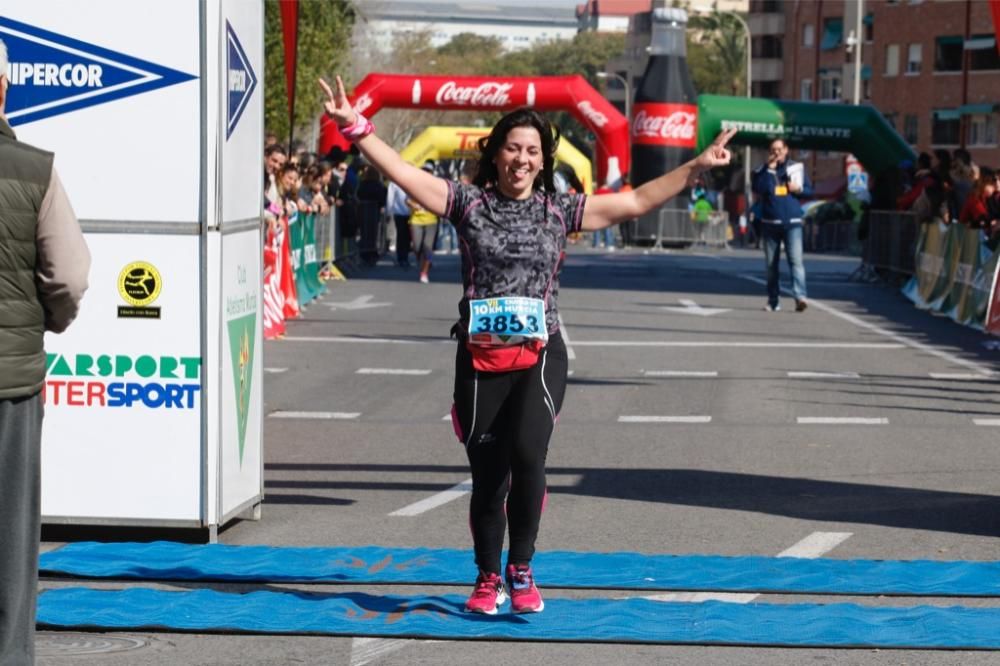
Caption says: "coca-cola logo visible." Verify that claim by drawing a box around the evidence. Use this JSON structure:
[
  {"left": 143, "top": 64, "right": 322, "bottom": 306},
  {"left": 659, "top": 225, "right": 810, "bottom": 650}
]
[
  {"left": 435, "top": 81, "right": 513, "bottom": 107},
  {"left": 632, "top": 109, "right": 696, "bottom": 141},
  {"left": 353, "top": 93, "right": 373, "bottom": 114},
  {"left": 577, "top": 100, "right": 608, "bottom": 128}
]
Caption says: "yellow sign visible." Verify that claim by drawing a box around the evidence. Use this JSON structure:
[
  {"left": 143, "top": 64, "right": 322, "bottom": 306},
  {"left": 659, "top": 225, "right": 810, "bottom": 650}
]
[
  {"left": 118, "top": 261, "right": 162, "bottom": 307},
  {"left": 400, "top": 126, "right": 594, "bottom": 194}
]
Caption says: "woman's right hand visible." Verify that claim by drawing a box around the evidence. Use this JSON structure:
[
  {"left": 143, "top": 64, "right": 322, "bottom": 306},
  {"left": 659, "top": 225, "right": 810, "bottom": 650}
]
[{"left": 318, "top": 76, "right": 356, "bottom": 128}]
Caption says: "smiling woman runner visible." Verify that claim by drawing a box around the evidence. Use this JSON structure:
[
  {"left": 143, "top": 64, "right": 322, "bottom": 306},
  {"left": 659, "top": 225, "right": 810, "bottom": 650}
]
[{"left": 319, "top": 76, "right": 735, "bottom": 615}]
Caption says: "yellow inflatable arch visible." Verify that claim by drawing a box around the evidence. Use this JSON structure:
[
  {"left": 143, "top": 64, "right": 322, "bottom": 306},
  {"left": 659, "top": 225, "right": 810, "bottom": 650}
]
[{"left": 399, "top": 126, "right": 593, "bottom": 194}]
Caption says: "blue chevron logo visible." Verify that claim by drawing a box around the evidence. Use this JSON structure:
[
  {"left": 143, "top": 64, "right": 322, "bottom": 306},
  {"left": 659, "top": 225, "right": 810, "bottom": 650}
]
[
  {"left": 0, "top": 16, "right": 196, "bottom": 127},
  {"left": 226, "top": 21, "right": 257, "bottom": 140}
]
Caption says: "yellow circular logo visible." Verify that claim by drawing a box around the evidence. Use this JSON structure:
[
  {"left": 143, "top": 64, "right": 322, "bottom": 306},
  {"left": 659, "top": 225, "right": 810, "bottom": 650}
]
[{"left": 118, "top": 261, "right": 162, "bottom": 307}]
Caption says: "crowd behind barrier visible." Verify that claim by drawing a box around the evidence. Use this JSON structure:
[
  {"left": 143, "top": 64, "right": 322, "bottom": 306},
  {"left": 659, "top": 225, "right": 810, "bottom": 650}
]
[
  {"left": 258, "top": 138, "right": 1000, "bottom": 338},
  {"left": 901, "top": 220, "right": 999, "bottom": 329}
]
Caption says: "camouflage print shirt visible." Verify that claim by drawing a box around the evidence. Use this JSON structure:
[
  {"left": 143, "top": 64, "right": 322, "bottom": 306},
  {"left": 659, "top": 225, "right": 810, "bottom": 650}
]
[{"left": 444, "top": 181, "right": 586, "bottom": 338}]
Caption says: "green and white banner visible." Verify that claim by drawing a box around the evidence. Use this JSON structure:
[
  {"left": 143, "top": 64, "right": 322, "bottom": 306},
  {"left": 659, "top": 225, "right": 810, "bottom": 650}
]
[{"left": 903, "top": 222, "right": 999, "bottom": 331}]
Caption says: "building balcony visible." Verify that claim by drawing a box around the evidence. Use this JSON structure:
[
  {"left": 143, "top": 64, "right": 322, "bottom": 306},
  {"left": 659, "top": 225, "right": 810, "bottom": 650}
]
[
  {"left": 748, "top": 12, "right": 785, "bottom": 36},
  {"left": 752, "top": 58, "right": 784, "bottom": 81}
]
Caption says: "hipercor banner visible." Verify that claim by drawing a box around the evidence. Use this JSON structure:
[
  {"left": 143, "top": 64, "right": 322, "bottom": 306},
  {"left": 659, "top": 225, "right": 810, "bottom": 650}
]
[{"left": 2, "top": 5, "right": 201, "bottom": 223}]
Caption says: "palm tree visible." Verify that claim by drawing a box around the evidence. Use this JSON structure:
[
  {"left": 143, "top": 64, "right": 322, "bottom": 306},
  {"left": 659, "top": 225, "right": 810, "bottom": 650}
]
[{"left": 689, "top": 10, "right": 747, "bottom": 97}]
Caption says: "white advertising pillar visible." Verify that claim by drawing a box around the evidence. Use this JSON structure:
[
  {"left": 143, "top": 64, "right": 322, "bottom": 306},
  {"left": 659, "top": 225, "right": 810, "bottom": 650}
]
[{"left": 1, "top": 0, "right": 264, "bottom": 537}]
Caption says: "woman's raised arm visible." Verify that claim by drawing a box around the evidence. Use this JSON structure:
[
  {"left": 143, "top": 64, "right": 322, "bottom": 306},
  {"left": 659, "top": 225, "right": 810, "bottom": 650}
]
[
  {"left": 580, "top": 128, "right": 737, "bottom": 231},
  {"left": 319, "top": 77, "right": 450, "bottom": 217}
]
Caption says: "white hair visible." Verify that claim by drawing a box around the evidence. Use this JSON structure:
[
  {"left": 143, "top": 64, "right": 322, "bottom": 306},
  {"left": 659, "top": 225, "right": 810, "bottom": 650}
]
[{"left": 0, "top": 38, "right": 7, "bottom": 80}]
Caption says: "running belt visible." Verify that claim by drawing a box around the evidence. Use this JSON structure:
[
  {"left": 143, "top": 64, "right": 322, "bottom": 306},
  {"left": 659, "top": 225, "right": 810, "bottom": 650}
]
[
  {"left": 36, "top": 587, "right": 1000, "bottom": 649},
  {"left": 39, "top": 542, "right": 1000, "bottom": 597}
]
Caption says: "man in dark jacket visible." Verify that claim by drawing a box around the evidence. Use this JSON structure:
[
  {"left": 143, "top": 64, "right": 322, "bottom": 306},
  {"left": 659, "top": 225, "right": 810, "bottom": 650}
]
[
  {"left": 752, "top": 137, "right": 812, "bottom": 312},
  {"left": 0, "top": 38, "right": 90, "bottom": 665}
]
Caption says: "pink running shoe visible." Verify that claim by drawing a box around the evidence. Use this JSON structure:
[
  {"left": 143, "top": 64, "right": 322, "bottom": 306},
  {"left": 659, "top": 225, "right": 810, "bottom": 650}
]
[
  {"left": 464, "top": 570, "right": 507, "bottom": 615},
  {"left": 505, "top": 564, "right": 544, "bottom": 613}
]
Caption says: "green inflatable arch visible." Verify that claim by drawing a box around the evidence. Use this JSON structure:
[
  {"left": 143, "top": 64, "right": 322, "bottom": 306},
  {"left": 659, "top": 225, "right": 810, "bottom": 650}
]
[{"left": 695, "top": 95, "right": 915, "bottom": 175}]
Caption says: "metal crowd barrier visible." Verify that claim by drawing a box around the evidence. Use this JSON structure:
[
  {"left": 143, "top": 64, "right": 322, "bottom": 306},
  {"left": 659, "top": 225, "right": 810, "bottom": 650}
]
[
  {"left": 646, "top": 208, "right": 729, "bottom": 249},
  {"left": 854, "top": 209, "right": 919, "bottom": 281},
  {"left": 804, "top": 220, "right": 857, "bottom": 254}
]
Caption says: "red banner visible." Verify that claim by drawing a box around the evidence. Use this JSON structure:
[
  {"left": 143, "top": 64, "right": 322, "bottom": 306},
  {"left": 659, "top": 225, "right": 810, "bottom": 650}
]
[
  {"left": 319, "top": 73, "right": 630, "bottom": 185},
  {"left": 992, "top": 0, "right": 1000, "bottom": 55},
  {"left": 986, "top": 260, "right": 1000, "bottom": 336},
  {"left": 631, "top": 102, "right": 698, "bottom": 148},
  {"left": 279, "top": 0, "right": 299, "bottom": 121}
]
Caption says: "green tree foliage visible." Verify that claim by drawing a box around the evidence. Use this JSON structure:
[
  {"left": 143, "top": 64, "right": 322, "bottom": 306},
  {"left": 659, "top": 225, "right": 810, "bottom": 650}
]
[
  {"left": 687, "top": 10, "right": 747, "bottom": 96},
  {"left": 264, "top": 0, "right": 355, "bottom": 144},
  {"left": 495, "top": 32, "right": 627, "bottom": 153}
]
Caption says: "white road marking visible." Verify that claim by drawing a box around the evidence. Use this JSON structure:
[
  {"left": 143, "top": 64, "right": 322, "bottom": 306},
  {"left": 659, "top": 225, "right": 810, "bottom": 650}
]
[
  {"left": 663, "top": 298, "right": 731, "bottom": 316},
  {"left": 268, "top": 411, "right": 360, "bottom": 420},
  {"left": 973, "top": 419, "right": 1000, "bottom": 426},
  {"left": 350, "top": 637, "right": 440, "bottom": 666},
  {"left": 572, "top": 341, "right": 903, "bottom": 348},
  {"left": 325, "top": 295, "right": 392, "bottom": 310},
  {"left": 389, "top": 479, "right": 473, "bottom": 517},
  {"left": 643, "top": 370, "right": 719, "bottom": 377},
  {"left": 284, "top": 335, "right": 447, "bottom": 344},
  {"left": 797, "top": 417, "right": 888, "bottom": 425},
  {"left": 779, "top": 531, "right": 854, "bottom": 557},
  {"left": 741, "top": 274, "right": 995, "bottom": 377},
  {"left": 263, "top": 367, "right": 288, "bottom": 374},
  {"left": 389, "top": 473, "right": 581, "bottom": 518},
  {"left": 641, "top": 531, "right": 852, "bottom": 603},
  {"left": 618, "top": 415, "right": 712, "bottom": 423},
  {"left": 356, "top": 368, "right": 432, "bottom": 375},
  {"left": 929, "top": 372, "right": 996, "bottom": 380},
  {"left": 787, "top": 371, "right": 860, "bottom": 379},
  {"left": 284, "top": 336, "right": 902, "bottom": 349},
  {"left": 558, "top": 314, "right": 577, "bottom": 360}
]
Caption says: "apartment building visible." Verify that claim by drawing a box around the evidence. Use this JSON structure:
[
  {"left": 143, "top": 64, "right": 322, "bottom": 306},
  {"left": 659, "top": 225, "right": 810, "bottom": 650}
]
[
  {"left": 358, "top": 2, "right": 577, "bottom": 53},
  {"left": 752, "top": 0, "right": 1000, "bottom": 183}
]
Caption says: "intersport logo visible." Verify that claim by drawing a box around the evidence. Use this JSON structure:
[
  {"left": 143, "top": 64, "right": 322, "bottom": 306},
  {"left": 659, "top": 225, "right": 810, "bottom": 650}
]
[
  {"left": 631, "top": 103, "right": 697, "bottom": 147},
  {"left": 435, "top": 81, "right": 512, "bottom": 107}
]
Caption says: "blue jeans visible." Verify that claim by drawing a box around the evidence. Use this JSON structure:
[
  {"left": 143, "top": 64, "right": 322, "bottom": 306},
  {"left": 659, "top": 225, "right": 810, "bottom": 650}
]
[
  {"left": 591, "top": 227, "right": 614, "bottom": 248},
  {"left": 762, "top": 223, "right": 806, "bottom": 306},
  {"left": 437, "top": 221, "right": 458, "bottom": 251}
]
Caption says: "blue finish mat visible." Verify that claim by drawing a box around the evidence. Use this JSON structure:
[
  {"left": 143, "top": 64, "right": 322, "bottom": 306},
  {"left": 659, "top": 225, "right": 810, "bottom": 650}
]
[
  {"left": 39, "top": 542, "right": 1000, "bottom": 597},
  {"left": 37, "top": 587, "right": 1000, "bottom": 649}
]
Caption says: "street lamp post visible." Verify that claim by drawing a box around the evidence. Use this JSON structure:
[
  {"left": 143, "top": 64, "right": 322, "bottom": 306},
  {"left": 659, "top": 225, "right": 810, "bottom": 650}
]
[
  {"left": 596, "top": 70, "right": 632, "bottom": 136},
  {"left": 692, "top": 7, "right": 752, "bottom": 228},
  {"left": 729, "top": 13, "right": 753, "bottom": 229},
  {"left": 597, "top": 71, "right": 631, "bottom": 189}
]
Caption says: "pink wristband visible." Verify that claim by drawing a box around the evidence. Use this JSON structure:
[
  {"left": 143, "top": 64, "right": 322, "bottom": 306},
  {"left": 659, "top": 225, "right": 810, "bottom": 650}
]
[{"left": 339, "top": 112, "right": 375, "bottom": 142}]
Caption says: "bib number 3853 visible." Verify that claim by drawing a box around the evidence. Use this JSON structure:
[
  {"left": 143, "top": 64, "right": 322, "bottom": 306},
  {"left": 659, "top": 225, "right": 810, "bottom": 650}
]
[{"left": 468, "top": 297, "right": 548, "bottom": 345}]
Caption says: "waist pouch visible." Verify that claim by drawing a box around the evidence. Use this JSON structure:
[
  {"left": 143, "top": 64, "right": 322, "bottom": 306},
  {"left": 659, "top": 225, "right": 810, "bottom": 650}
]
[{"left": 465, "top": 339, "right": 545, "bottom": 373}]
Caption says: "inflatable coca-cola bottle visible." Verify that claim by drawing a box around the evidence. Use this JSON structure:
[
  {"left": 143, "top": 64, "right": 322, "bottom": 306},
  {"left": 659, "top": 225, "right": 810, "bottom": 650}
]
[{"left": 630, "top": 7, "right": 698, "bottom": 245}]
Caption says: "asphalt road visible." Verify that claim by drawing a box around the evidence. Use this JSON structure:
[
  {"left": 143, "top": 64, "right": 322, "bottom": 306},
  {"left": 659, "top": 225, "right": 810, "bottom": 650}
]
[{"left": 38, "top": 244, "right": 1000, "bottom": 665}]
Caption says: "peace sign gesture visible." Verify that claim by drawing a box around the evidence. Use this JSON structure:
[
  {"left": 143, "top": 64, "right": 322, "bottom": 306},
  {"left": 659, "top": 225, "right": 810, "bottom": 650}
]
[
  {"left": 318, "top": 76, "right": 355, "bottom": 128},
  {"left": 694, "top": 127, "right": 738, "bottom": 170}
]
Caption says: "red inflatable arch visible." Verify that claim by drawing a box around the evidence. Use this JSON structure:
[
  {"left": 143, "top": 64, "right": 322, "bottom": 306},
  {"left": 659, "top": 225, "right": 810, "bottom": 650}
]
[{"left": 319, "top": 73, "right": 629, "bottom": 186}]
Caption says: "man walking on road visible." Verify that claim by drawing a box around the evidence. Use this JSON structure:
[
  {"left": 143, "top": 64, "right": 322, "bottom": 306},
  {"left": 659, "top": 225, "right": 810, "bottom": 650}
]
[
  {"left": 753, "top": 137, "right": 811, "bottom": 312},
  {"left": 0, "top": 38, "right": 90, "bottom": 665}
]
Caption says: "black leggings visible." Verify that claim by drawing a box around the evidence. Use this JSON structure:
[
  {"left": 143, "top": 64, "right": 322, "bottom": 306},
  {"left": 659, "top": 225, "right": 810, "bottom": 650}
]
[{"left": 451, "top": 333, "right": 568, "bottom": 574}]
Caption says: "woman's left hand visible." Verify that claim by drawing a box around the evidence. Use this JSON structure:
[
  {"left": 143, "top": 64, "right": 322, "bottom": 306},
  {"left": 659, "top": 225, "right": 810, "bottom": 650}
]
[
  {"left": 318, "top": 76, "right": 355, "bottom": 127},
  {"left": 694, "top": 128, "right": 737, "bottom": 170}
]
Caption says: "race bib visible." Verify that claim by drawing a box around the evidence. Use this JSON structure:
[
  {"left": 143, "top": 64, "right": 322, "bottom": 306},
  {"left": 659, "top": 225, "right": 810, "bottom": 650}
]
[{"left": 468, "top": 297, "right": 548, "bottom": 346}]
